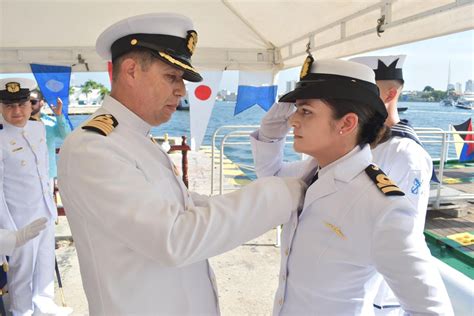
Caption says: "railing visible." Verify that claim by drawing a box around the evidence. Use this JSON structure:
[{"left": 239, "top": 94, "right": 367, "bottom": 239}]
[{"left": 211, "top": 125, "right": 474, "bottom": 210}]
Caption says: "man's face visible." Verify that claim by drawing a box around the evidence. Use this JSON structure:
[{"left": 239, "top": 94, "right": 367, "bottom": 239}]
[
  {"left": 30, "top": 93, "right": 44, "bottom": 116},
  {"left": 132, "top": 59, "right": 186, "bottom": 126},
  {"left": 1, "top": 100, "right": 33, "bottom": 127}
]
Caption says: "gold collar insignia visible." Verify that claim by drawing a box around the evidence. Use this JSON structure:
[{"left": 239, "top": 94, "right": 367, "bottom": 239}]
[{"left": 324, "top": 221, "right": 346, "bottom": 239}]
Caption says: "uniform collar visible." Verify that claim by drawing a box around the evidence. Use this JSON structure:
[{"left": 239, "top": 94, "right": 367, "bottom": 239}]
[
  {"left": 2, "top": 120, "right": 29, "bottom": 133},
  {"left": 319, "top": 144, "right": 372, "bottom": 183},
  {"left": 102, "top": 95, "right": 152, "bottom": 136},
  {"left": 302, "top": 145, "right": 372, "bottom": 211}
]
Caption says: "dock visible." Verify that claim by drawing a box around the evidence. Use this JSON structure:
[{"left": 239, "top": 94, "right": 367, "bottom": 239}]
[{"left": 6, "top": 148, "right": 470, "bottom": 315}]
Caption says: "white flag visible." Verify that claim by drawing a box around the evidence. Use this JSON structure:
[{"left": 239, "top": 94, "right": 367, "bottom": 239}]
[{"left": 188, "top": 71, "right": 223, "bottom": 150}]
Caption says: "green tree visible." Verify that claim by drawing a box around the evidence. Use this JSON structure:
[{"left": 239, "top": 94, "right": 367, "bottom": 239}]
[{"left": 423, "top": 86, "right": 434, "bottom": 92}]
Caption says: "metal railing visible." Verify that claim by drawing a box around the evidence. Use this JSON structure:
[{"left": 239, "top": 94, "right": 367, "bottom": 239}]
[{"left": 211, "top": 125, "right": 474, "bottom": 209}]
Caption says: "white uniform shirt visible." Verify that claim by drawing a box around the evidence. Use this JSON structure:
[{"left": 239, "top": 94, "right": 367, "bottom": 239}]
[
  {"left": 250, "top": 132, "right": 453, "bottom": 316},
  {"left": 58, "top": 96, "right": 297, "bottom": 315},
  {"left": 371, "top": 124, "right": 433, "bottom": 310},
  {"left": 0, "top": 120, "right": 56, "bottom": 231}
]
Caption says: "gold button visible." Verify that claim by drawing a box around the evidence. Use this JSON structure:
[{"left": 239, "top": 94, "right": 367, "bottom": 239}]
[
  {"left": 131, "top": 39, "right": 138, "bottom": 45},
  {"left": 285, "top": 248, "right": 289, "bottom": 256},
  {"left": 21, "top": 160, "right": 26, "bottom": 166},
  {"left": 10, "top": 140, "right": 16, "bottom": 145},
  {"left": 282, "top": 274, "right": 286, "bottom": 281},
  {"left": 279, "top": 297, "right": 283, "bottom": 305}
]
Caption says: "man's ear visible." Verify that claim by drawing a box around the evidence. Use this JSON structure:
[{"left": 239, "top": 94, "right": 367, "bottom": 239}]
[
  {"left": 384, "top": 87, "right": 398, "bottom": 103},
  {"left": 120, "top": 58, "right": 138, "bottom": 86}
]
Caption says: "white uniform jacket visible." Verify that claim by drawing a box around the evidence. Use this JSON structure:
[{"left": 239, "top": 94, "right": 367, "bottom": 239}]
[
  {"left": 371, "top": 123, "right": 433, "bottom": 310},
  {"left": 58, "top": 96, "right": 297, "bottom": 315},
  {"left": 250, "top": 131, "right": 453, "bottom": 316},
  {"left": 0, "top": 120, "right": 56, "bottom": 231},
  {"left": 0, "top": 228, "right": 16, "bottom": 255}
]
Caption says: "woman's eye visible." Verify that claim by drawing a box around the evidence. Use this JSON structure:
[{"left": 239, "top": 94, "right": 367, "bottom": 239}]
[{"left": 302, "top": 109, "right": 311, "bottom": 115}]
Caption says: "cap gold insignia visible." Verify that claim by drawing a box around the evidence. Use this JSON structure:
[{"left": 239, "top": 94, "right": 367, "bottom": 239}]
[
  {"left": 82, "top": 114, "right": 118, "bottom": 136},
  {"left": 131, "top": 39, "right": 138, "bottom": 45},
  {"left": 6, "top": 82, "right": 20, "bottom": 93},
  {"left": 186, "top": 30, "right": 198, "bottom": 56},
  {"left": 324, "top": 221, "right": 346, "bottom": 239},
  {"left": 300, "top": 55, "right": 314, "bottom": 80},
  {"left": 365, "top": 164, "right": 405, "bottom": 196},
  {"left": 158, "top": 52, "right": 199, "bottom": 73}
]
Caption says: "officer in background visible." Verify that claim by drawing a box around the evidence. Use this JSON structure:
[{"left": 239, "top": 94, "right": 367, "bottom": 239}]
[
  {"left": 29, "top": 89, "right": 71, "bottom": 194},
  {"left": 0, "top": 78, "right": 72, "bottom": 315},
  {"left": 351, "top": 55, "right": 433, "bottom": 314},
  {"left": 58, "top": 13, "right": 305, "bottom": 315}
]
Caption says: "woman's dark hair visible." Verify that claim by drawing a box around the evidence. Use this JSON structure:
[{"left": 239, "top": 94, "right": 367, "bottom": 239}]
[{"left": 322, "top": 98, "right": 390, "bottom": 147}]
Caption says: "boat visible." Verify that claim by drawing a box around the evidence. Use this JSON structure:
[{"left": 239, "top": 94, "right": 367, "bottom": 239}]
[
  {"left": 397, "top": 107, "right": 408, "bottom": 112},
  {"left": 440, "top": 98, "right": 455, "bottom": 107},
  {"left": 455, "top": 94, "right": 474, "bottom": 110}
]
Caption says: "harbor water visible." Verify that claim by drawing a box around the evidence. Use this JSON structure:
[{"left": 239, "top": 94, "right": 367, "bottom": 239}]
[{"left": 67, "top": 101, "right": 472, "bottom": 179}]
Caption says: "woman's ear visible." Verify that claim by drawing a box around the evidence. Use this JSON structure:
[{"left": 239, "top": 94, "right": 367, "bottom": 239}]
[{"left": 338, "top": 113, "right": 359, "bottom": 136}]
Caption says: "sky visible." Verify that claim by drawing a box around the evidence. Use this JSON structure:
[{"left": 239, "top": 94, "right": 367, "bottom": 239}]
[{"left": 2, "top": 30, "right": 473, "bottom": 95}]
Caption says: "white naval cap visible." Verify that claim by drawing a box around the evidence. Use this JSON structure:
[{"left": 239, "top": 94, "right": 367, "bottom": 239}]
[
  {"left": 279, "top": 55, "right": 387, "bottom": 118},
  {"left": 350, "top": 55, "right": 406, "bottom": 82},
  {"left": 96, "top": 12, "right": 202, "bottom": 82},
  {"left": 0, "top": 78, "right": 37, "bottom": 103}
]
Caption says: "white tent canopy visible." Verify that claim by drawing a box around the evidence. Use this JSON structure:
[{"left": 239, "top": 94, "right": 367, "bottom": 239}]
[{"left": 1, "top": 0, "right": 473, "bottom": 74}]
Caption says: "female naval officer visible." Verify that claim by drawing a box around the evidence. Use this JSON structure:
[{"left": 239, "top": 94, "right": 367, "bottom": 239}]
[{"left": 250, "top": 56, "right": 453, "bottom": 315}]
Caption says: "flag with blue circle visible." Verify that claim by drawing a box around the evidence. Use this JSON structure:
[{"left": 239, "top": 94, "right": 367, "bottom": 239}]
[
  {"left": 234, "top": 71, "right": 277, "bottom": 115},
  {"left": 30, "top": 63, "right": 73, "bottom": 129}
]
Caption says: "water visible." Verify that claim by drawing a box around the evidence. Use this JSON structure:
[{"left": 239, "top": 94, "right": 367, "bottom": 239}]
[{"left": 68, "top": 102, "right": 472, "bottom": 179}]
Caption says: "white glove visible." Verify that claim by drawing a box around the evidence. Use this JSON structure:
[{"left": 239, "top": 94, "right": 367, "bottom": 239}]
[
  {"left": 259, "top": 102, "right": 295, "bottom": 140},
  {"left": 15, "top": 217, "right": 48, "bottom": 248},
  {"left": 281, "top": 177, "right": 308, "bottom": 212}
]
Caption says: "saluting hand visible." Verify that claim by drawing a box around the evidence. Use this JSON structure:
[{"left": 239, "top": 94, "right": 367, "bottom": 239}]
[
  {"left": 260, "top": 102, "right": 295, "bottom": 140},
  {"left": 51, "top": 97, "right": 63, "bottom": 116}
]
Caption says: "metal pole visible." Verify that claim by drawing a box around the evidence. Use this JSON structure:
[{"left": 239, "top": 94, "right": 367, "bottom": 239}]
[
  {"left": 55, "top": 257, "right": 67, "bottom": 307},
  {"left": 435, "top": 131, "right": 448, "bottom": 209}
]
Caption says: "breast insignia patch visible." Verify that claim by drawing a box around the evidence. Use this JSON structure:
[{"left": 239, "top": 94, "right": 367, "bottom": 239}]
[
  {"left": 82, "top": 114, "right": 118, "bottom": 136},
  {"left": 365, "top": 164, "right": 405, "bottom": 196}
]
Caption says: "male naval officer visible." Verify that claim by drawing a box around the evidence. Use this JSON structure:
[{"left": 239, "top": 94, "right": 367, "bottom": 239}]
[
  {"left": 57, "top": 13, "right": 306, "bottom": 315},
  {"left": 0, "top": 78, "right": 72, "bottom": 315},
  {"left": 351, "top": 55, "right": 435, "bottom": 314}
]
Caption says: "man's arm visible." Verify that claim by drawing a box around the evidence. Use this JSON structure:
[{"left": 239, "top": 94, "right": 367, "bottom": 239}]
[
  {"left": 50, "top": 97, "right": 71, "bottom": 140},
  {"left": 59, "top": 134, "right": 305, "bottom": 268}
]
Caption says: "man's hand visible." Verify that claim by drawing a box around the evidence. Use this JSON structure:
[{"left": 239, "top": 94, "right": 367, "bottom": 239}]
[
  {"left": 281, "top": 177, "right": 307, "bottom": 212},
  {"left": 51, "top": 97, "right": 63, "bottom": 116},
  {"left": 259, "top": 102, "right": 295, "bottom": 140},
  {"left": 15, "top": 217, "right": 48, "bottom": 247}
]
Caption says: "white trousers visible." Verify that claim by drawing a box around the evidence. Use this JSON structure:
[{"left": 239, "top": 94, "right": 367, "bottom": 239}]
[{"left": 8, "top": 222, "right": 56, "bottom": 316}]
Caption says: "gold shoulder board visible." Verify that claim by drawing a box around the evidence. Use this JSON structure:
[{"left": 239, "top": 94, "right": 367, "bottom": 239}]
[
  {"left": 82, "top": 114, "right": 118, "bottom": 136},
  {"left": 365, "top": 164, "right": 405, "bottom": 196}
]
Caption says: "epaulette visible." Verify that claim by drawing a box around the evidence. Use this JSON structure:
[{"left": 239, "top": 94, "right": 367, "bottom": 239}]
[
  {"left": 365, "top": 164, "right": 405, "bottom": 196},
  {"left": 29, "top": 116, "right": 40, "bottom": 121},
  {"left": 82, "top": 114, "right": 118, "bottom": 136}
]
